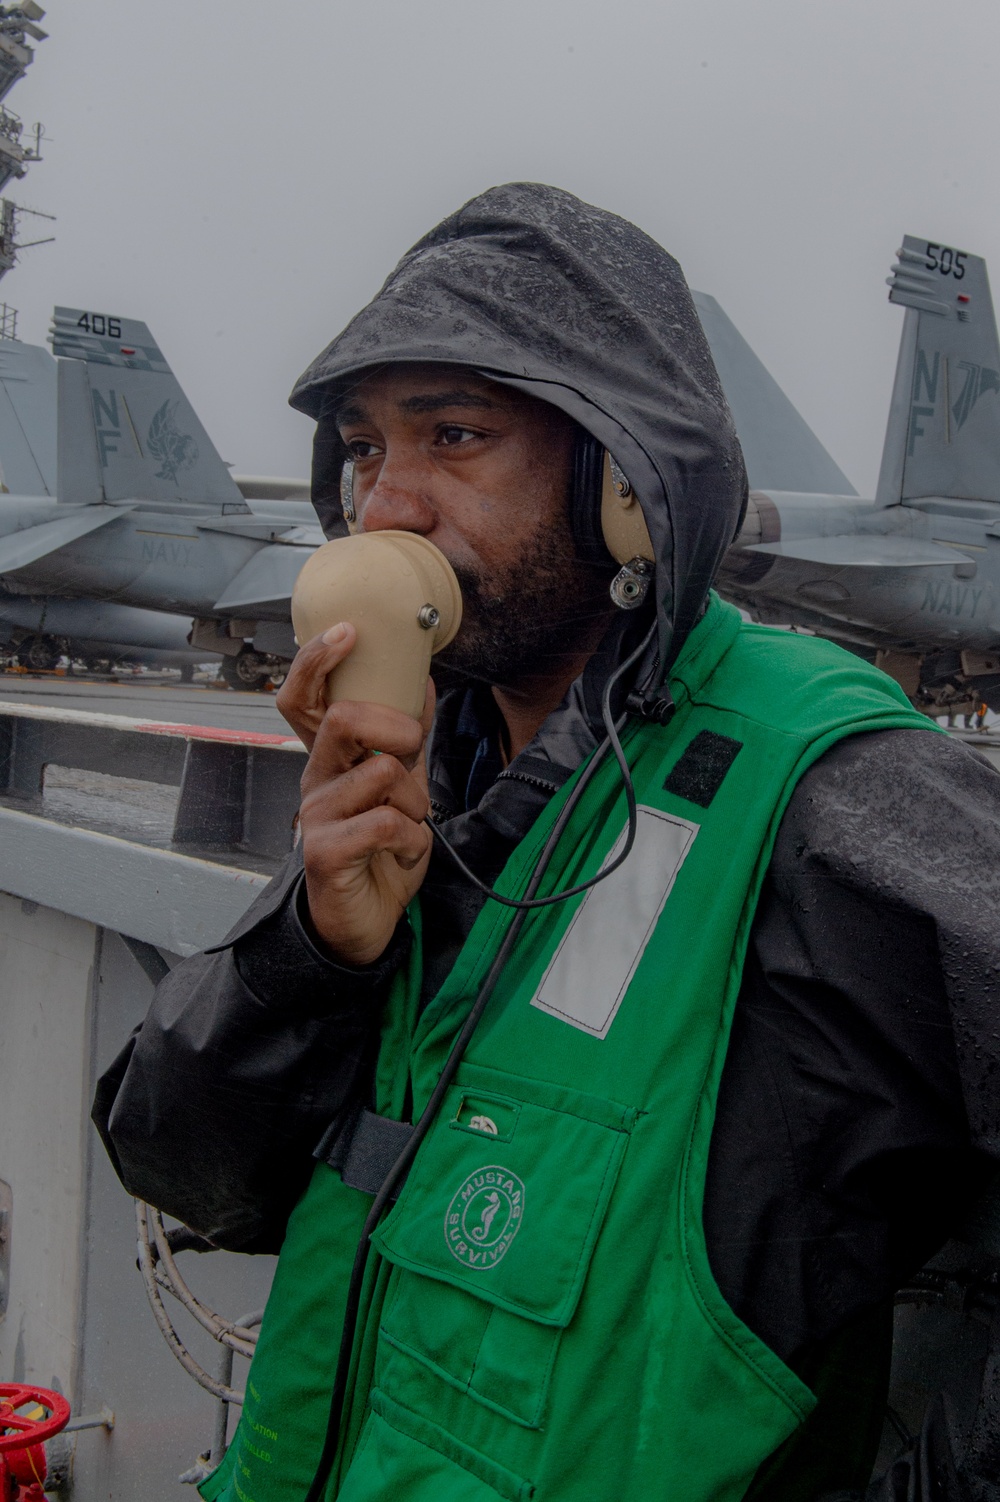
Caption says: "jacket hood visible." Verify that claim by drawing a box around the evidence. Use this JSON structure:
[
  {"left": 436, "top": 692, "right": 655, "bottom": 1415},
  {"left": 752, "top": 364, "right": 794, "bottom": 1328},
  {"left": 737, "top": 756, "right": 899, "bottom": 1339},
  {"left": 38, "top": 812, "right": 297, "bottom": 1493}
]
[{"left": 290, "top": 182, "right": 747, "bottom": 680}]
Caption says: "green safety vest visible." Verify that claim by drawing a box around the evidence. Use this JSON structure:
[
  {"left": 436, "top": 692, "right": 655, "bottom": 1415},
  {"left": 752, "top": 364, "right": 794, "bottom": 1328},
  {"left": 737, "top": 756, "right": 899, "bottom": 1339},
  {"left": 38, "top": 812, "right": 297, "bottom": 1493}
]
[{"left": 201, "top": 595, "right": 936, "bottom": 1502}]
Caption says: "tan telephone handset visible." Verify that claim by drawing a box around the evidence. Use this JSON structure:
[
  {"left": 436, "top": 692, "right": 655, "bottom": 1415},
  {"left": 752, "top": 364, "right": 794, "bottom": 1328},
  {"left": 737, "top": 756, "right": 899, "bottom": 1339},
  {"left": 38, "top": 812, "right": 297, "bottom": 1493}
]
[{"left": 290, "top": 528, "right": 462, "bottom": 718}]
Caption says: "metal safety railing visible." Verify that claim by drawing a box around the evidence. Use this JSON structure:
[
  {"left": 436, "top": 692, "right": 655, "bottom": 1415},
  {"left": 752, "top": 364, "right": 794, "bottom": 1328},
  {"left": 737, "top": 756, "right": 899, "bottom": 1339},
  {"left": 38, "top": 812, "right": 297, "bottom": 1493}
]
[{"left": 0, "top": 698, "right": 306, "bottom": 860}]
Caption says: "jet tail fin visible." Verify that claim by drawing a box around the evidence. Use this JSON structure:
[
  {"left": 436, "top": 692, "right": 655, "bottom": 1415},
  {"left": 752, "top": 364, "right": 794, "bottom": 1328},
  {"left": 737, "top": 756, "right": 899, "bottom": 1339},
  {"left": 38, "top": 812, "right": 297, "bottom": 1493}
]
[
  {"left": 0, "top": 340, "right": 57, "bottom": 495},
  {"left": 693, "top": 292, "right": 856, "bottom": 495},
  {"left": 875, "top": 236, "right": 1000, "bottom": 506},
  {"left": 50, "top": 307, "right": 244, "bottom": 506}
]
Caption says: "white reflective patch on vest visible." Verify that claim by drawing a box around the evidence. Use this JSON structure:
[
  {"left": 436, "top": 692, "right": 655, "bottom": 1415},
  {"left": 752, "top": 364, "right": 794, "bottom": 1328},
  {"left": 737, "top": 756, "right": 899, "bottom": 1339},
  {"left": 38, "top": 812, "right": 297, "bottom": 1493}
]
[{"left": 530, "top": 805, "right": 699, "bottom": 1038}]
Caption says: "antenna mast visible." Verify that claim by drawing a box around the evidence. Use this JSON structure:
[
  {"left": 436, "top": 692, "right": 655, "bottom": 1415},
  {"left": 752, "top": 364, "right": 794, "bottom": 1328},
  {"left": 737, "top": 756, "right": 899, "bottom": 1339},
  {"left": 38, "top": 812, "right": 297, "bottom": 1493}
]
[{"left": 0, "top": 2, "right": 51, "bottom": 325}]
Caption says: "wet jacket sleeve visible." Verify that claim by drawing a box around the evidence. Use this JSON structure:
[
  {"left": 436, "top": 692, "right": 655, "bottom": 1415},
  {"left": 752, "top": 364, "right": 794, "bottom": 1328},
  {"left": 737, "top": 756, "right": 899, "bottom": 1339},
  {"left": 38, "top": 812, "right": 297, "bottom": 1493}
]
[
  {"left": 705, "top": 726, "right": 1000, "bottom": 1502},
  {"left": 708, "top": 727, "right": 1000, "bottom": 1354},
  {"left": 92, "top": 847, "right": 410, "bottom": 1252},
  {"left": 867, "top": 1382, "right": 1000, "bottom": 1502}
]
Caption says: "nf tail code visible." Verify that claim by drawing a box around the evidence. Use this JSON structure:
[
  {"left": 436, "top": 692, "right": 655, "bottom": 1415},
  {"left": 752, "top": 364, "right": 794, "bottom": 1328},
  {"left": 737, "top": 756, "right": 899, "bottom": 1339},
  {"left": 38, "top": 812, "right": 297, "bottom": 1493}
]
[{"left": 50, "top": 305, "right": 243, "bottom": 507}]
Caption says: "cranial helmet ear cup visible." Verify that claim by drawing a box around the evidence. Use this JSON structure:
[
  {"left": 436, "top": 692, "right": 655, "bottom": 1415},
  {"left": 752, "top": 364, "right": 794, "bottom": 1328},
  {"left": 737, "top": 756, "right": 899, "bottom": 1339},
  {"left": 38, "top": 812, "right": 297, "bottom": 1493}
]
[
  {"left": 570, "top": 433, "right": 654, "bottom": 569},
  {"left": 599, "top": 450, "right": 656, "bottom": 611},
  {"left": 600, "top": 453, "right": 654, "bottom": 565}
]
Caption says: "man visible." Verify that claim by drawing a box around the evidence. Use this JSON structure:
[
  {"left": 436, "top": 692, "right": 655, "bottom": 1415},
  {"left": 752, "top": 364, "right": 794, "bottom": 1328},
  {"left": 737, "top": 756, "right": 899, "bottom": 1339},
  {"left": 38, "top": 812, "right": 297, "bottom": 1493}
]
[{"left": 95, "top": 184, "right": 1000, "bottom": 1502}]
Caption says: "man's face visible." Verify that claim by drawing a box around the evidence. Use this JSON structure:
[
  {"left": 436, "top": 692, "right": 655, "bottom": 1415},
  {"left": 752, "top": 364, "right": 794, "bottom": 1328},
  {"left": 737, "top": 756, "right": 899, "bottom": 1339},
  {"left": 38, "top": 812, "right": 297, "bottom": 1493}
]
[{"left": 332, "top": 364, "right": 615, "bottom": 689}]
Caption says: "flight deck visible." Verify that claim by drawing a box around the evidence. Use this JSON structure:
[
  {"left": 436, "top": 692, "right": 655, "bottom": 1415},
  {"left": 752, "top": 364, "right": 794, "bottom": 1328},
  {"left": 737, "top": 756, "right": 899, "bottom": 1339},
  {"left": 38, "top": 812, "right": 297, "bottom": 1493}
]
[{"left": 0, "top": 667, "right": 286, "bottom": 733}]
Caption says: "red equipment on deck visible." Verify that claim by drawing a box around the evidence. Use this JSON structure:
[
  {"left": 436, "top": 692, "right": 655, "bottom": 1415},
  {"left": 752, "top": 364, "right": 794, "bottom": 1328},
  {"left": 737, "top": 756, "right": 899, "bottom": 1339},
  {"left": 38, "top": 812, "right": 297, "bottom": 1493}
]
[{"left": 0, "top": 1385, "right": 70, "bottom": 1501}]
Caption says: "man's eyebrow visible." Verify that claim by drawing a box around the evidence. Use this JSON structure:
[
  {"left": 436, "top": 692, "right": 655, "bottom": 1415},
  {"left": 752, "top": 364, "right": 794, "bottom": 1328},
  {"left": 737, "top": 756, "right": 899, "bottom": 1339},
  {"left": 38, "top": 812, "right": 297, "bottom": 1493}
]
[
  {"left": 333, "top": 389, "right": 499, "bottom": 428},
  {"left": 399, "top": 390, "right": 498, "bottom": 414},
  {"left": 334, "top": 401, "right": 366, "bottom": 426}
]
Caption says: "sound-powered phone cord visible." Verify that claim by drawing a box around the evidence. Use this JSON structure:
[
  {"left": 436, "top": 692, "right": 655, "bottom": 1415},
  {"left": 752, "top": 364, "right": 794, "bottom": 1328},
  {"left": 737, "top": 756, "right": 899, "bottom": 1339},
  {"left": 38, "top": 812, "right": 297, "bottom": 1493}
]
[{"left": 300, "top": 625, "right": 656, "bottom": 1502}]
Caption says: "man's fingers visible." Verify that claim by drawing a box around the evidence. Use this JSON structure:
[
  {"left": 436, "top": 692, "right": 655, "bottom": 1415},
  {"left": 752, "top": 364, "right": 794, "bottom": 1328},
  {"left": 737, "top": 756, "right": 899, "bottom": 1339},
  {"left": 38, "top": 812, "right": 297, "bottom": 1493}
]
[
  {"left": 403, "top": 676, "right": 437, "bottom": 782},
  {"left": 276, "top": 623, "right": 358, "bottom": 749},
  {"left": 419, "top": 676, "right": 436, "bottom": 738},
  {"left": 300, "top": 750, "right": 430, "bottom": 825},
  {"left": 302, "top": 699, "right": 426, "bottom": 787},
  {"left": 302, "top": 805, "right": 432, "bottom": 876},
  {"left": 295, "top": 670, "right": 436, "bottom": 964}
]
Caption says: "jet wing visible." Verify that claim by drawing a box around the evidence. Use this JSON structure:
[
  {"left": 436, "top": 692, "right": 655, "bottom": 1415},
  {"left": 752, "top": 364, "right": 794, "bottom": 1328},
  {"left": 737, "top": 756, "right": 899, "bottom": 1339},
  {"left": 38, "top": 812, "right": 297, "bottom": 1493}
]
[
  {"left": 746, "top": 535, "right": 973, "bottom": 566},
  {"left": 196, "top": 518, "right": 323, "bottom": 544},
  {"left": 212, "top": 542, "right": 315, "bottom": 618},
  {"left": 0, "top": 505, "right": 133, "bottom": 575}
]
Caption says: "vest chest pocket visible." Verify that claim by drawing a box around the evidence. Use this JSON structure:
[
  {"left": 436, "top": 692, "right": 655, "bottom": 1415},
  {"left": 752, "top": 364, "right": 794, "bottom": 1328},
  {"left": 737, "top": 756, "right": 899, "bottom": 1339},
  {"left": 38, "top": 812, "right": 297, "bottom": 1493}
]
[{"left": 371, "top": 1063, "right": 636, "bottom": 1429}]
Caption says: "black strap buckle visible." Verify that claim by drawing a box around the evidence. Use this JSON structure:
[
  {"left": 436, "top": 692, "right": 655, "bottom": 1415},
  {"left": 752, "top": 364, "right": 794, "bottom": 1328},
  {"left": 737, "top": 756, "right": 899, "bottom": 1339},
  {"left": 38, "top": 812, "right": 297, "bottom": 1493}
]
[
  {"left": 315, "top": 1108, "right": 414, "bottom": 1201},
  {"left": 625, "top": 688, "right": 676, "bottom": 726}
]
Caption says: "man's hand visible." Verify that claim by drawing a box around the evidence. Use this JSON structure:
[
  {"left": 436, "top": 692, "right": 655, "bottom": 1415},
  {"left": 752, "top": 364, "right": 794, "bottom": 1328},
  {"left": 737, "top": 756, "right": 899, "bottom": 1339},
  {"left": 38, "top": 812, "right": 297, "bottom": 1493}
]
[{"left": 277, "top": 623, "right": 435, "bottom": 967}]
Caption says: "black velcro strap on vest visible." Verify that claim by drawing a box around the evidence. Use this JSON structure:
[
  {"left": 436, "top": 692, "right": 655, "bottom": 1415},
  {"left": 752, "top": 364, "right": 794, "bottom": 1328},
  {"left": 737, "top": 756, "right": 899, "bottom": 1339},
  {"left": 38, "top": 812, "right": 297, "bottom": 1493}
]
[
  {"left": 319, "top": 1109, "right": 414, "bottom": 1200},
  {"left": 663, "top": 730, "right": 744, "bottom": 808}
]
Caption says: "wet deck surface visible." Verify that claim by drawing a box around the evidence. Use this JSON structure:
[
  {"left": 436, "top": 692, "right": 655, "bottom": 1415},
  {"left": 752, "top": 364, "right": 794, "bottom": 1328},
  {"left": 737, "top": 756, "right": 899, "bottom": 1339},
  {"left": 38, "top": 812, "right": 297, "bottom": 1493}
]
[
  {"left": 0, "top": 671, "right": 298, "bottom": 873},
  {"left": 1, "top": 766, "right": 291, "bottom": 876},
  {"left": 0, "top": 670, "right": 288, "bottom": 734}
]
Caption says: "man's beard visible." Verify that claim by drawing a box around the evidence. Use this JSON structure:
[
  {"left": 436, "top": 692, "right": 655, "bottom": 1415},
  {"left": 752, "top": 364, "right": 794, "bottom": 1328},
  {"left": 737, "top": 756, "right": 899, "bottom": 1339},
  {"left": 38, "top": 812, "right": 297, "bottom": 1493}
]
[{"left": 436, "top": 525, "right": 616, "bottom": 689}]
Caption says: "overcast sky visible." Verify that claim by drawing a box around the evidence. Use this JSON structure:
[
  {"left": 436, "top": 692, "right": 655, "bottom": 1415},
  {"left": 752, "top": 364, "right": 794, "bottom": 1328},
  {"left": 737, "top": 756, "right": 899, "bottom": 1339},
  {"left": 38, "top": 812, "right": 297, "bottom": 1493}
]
[{"left": 6, "top": 0, "right": 1000, "bottom": 493}]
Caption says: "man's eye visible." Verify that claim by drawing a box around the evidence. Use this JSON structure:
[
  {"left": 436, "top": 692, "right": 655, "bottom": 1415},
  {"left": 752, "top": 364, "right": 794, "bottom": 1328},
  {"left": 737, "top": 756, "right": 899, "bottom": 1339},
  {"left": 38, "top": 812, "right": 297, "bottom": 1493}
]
[
  {"left": 437, "top": 425, "right": 480, "bottom": 446},
  {"left": 345, "top": 439, "right": 380, "bottom": 460}
]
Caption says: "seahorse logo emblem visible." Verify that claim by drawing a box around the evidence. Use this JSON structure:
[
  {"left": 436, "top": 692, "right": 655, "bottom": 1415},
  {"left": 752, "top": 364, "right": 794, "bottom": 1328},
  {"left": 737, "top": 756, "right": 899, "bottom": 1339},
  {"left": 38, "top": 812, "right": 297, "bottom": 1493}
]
[
  {"left": 444, "top": 1166, "right": 524, "bottom": 1270},
  {"left": 471, "top": 1191, "right": 501, "bottom": 1241},
  {"left": 146, "top": 399, "right": 200, "bottom": 483}
]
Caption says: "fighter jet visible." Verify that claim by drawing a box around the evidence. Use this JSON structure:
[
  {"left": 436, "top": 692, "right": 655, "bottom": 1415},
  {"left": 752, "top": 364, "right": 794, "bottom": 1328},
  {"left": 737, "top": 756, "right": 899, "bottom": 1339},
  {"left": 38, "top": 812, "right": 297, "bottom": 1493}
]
[
  {"left": 718, "top": 237, "right": 1000, "bottom": 716},
  {"left": 0, "top": 338, "right": 211, "bottom": 674},
  {"left": 0, "top": 340, "right": 311, "bottom": 680},
  {"left": 0, "top": 308, "right": 321, "bottom": 685}
]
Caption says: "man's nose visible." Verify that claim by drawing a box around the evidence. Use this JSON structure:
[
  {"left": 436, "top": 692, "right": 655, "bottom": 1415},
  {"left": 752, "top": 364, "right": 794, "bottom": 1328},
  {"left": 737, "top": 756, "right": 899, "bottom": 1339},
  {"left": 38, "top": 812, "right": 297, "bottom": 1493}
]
[{"left": 358, "top": 453, "right": 437, "bottom": 535}]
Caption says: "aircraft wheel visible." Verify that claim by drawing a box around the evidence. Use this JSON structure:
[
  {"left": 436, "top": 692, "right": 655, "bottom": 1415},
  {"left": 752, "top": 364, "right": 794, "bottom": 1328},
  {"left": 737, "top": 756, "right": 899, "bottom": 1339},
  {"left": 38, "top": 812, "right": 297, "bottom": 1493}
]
[
  {"left": 16, "top": 635, "right": 61, "bottom": 672},
  {"left": 179, "top": 663, "right": 195, "bottom": 684},
  {"left": 222, "top": 648, "right": 268, "bottom": 690}
]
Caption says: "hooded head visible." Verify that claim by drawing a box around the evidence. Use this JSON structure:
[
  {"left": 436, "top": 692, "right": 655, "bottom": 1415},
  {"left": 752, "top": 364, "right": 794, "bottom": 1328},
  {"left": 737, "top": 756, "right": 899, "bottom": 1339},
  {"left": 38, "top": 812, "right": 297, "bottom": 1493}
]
[{"left": 290, "top": 182, "right": 747, "bottom": 684}]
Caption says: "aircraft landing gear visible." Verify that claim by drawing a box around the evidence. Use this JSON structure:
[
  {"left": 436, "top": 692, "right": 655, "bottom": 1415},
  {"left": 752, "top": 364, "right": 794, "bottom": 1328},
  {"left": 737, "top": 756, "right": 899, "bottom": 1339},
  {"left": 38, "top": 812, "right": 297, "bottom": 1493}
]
[
  {"left": 221, "top": 647, "right": 270, "bottom": 691},
  {"left": 15, "top": 635, "right": 61, "bottom": 672},
  {"left": 179, "top": 663, "right": 195, "bottom": 684}
]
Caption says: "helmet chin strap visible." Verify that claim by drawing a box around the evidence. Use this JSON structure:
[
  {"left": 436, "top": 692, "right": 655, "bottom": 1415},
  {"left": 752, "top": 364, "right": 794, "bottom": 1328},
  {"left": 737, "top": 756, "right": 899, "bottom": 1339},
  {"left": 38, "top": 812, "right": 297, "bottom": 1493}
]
[
  {"left": 340, "top": 458, "right": 358, "bottom": 532},
  {"left": 569, "top": 429, "right": 609, "bottom": 565}
]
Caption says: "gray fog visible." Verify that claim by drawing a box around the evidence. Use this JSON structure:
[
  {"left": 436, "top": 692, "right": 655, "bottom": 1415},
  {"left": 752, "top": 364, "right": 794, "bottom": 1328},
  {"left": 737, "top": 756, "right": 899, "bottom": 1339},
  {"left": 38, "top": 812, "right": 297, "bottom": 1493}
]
[{"left": 6, "top": 0, "right": 999, "bottom": 494}]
